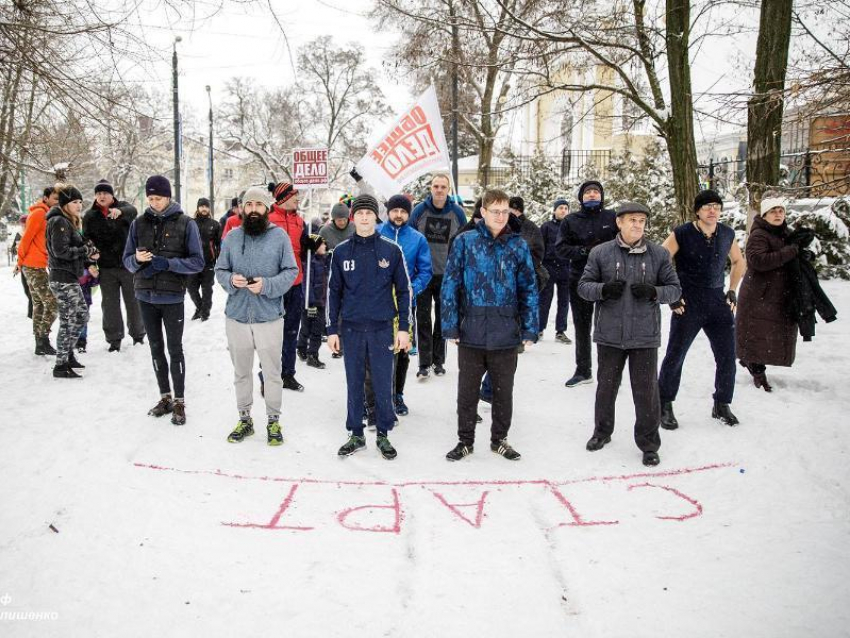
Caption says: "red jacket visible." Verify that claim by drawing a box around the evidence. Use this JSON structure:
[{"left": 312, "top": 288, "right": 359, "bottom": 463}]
[
  {"left": 222, "top": 214, "right": 242, "bottom": 239},
  {"left": 17, "top": 201, "right": 50, "bottom": 268},
  {"left": 269, "top": 204, "right": 307, "bottom": 286}
]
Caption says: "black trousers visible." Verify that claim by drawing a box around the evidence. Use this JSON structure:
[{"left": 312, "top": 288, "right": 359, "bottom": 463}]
[
  {"left": 594, "top": 344, "right": 661, "bottom": 453},
  {"left": 187, "top": 266, "right": 215, "bottom": 315},
  {"left": 570, "top": 279, "right": 595, "bottom": 377},
  {"left": 539, "top": 273, "right": 569, "bottom": 333},
  {"left": 457, "top": 345, "right": 518, "bottom": 446},
  {"left": 100, "top": 267, "right": 145, "bottom": 342},
  {"left": 139, "top": 300, "right": 186, "bottom": 398},
  {"left": 296, "top": 306, "right": 324, "bottom": 356},
  {"left": 416, "top": 275, "right": 446, "bottom": 367}
]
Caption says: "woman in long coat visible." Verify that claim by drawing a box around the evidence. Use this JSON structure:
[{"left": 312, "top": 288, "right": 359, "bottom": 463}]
[{"left": 736, "top": 197, "right": 813, "bottom": 391}]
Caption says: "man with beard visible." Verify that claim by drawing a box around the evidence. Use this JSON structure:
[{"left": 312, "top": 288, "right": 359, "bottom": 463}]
[
  {"left": 187, "top": 197, "right": 221, "bottom": 321},
  {"left": 216, "top": 186, "right": 299, "bottom": 446},
  {"left": 122, "top": 175, "right": 204, "bottom": 426}
]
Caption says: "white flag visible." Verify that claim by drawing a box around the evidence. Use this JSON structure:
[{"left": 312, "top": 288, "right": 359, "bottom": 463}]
[{"left": 355, "top": 85, "right": 451, "bottom": 199}]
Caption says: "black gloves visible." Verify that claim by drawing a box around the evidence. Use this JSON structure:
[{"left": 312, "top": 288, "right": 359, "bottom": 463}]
[
  {"left": 349, "top": 167, "right": 363, "bottom": 182},
  {"left": 303, "top": 236, "right": 317, "bottom": 253},
  {"left": 602, "top": 280, "right": 626, "bottom": 300},
  {"left": 787, "top": 227, "right": 815, "bottom": 248},
  {"left": 631, "top": 283, "right": 657, "bottom": 301},
  {"left": 726, "top": 290, "right": 737, "bottom": 306}
]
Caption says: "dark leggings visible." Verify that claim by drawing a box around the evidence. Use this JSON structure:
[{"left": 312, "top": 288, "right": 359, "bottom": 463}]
[{"left": 139, "top": 300, "right": 186, "bottom": 398}]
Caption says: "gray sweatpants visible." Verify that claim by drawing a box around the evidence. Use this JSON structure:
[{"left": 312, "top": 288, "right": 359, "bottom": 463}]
[{"left": 225, "top": 318, "right": 284, "bottom": 417}]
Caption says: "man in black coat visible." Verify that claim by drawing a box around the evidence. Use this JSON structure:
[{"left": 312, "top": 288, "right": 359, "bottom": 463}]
[
  {"left": 82, "top": 179, "right": 145, "bottom": 351},
  {"left": 187, "top": 197, "right": 221, "bottom": 321},
  {"left": 539, "top": 198, "right": 572, "bottom": 343},
  {"left": 556, "top": 180, "right": 617, "bottom": 387}
]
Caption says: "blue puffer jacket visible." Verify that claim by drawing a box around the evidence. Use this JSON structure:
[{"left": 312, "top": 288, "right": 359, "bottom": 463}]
[
  {"left": 214, "top": 224, "right": 299, "bottom": 324},
  {"left": 303, "top": 253, "right": 328, "bottom": 307},
  {"left": 379, "top": 221, "right": 433, "bottom": 300},
  {"left": 441, "top": 220, "right": 539, "bottom": 349}
]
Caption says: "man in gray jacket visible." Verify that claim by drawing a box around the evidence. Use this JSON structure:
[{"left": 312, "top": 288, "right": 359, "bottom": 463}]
[
  {"left": 215, "top": 185, "right": 299, "bottom": 446},
  {"left": 578, "top": 202, "right": 681, "bottom": 466}
]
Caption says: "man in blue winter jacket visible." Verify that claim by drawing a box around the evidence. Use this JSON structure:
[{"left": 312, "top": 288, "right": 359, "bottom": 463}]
[
  {"left": 441, "top": 188, "right": 539, "bottom": 462},
  {"left": 327, "top": 194, "right": 412, "bottom": 460}
]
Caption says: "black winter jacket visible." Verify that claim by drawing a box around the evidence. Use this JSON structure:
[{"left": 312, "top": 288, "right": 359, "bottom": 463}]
[
  {"left": 788, "top": 253, "right": 838, "bottom": 340},
  {"left": 195, "top": 215, "right": 222, "bottom": 266},
  {"left": 556, "top": 205, "right": 618, "bottom": 283},
  {"left": 82, "top": 199, "right": 138, "bottom": 268},
  {"left": 46, "top": 208, "right": 88, "bottom": 283},
  {"left": 540, "top": 217, "right": 571, "bottom": 283}
]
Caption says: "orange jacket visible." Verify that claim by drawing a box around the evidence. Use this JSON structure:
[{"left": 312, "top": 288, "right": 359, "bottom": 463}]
[{"left": 17, "top": 201, "right": 50, "bottom": 268}]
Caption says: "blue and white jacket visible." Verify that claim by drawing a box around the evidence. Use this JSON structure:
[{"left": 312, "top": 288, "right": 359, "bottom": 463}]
[
  {"left": 326, "top": 232, "right": 412, "bottom": 334},
  {"left": 379, "top": 221, "right": 433, "bottom": 300}
]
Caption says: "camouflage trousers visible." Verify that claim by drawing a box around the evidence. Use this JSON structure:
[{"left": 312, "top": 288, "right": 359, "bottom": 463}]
[
  {"left": 48, "top": 282, "right": 89, "bottom": 365},
  {"left": 21, "top": 267, "right": 57, "bottom": 338}
]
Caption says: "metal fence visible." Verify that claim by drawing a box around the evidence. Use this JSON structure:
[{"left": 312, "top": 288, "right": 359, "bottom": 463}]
[{"left": 479, "top": 150, "right": 612, "bottom": 188}]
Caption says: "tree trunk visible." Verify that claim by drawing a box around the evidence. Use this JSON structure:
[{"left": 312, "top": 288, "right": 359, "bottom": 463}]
[
  {"left": 665, "top": 0, "right": 699, "bottom": 223},
  {"left": 746, "top": 0, "right": 793, "bottom": 219}
]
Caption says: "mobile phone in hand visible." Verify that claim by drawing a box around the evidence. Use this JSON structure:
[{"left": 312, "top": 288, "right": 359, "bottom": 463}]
[{"left": 247, "top": 277, "right": 256, "bottom": 285}]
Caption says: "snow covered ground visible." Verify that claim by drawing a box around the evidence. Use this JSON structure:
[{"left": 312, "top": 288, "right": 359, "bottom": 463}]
[{"left": 0, "top": 260, "right": 848, "bottom": 637}]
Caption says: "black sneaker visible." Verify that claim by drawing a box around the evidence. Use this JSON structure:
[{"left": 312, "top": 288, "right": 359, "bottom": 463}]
[
  {"left": 491, "top": 439, "right": 521, "bottom": 460},
  {"left": 68, "top": 353, "right": 85, "bottom": 369},
  {"left": 660, "top": 402, "right": 679, "bottom": 430},
  {"left": 133, "top": 336, "right": 145, "bottom": 346},
  {"left": 191, "top": 309, "right": 202, "bottom": 320},
  {"left": 338, "top": 434, "right": 366, "bottom": 456},
  {"left": 555, "top": 332, "right": 572, "bottom": 344},
  {"left": 394, "top": 394, "right": 409, "bottom": 416},
  {"left": 433, "top": 363, "right": 446, "bottom": 376},
  {"left": 108, "top": 340, "right": 121, "bottom": 352},
  {"left": 282, "top": 375, "right": 304, "bottom": 392},
  {"left": 416, "top": 366, "right": 430, "bottom": 380},
  {"left": 53, "top": 362, "right": 82, "bottom": 379},
  {"left": 297, "top": 349, "right": 307, "bottom": 362},
  {"left": 332, "top": 352, "right": 343, "bottom": 359},
  {"left": 41, "top": 337, "right": 57, "bottom": 355},
  {"left": 76, "top": 339, "right": 87, "bottom": 353},
  {"left": 171, "top": 401, "right": 186, "bottom": 426},
  {"left": 306, "top": 354, "right": 326, "bottom": 369},
  {"left": 148, "top": 396, "right": 174, "bottom": 418},
  {"left": 376, "top": 433, "right": 397, "bottom": 460},
  {"left": 200, "top": 313, "right": 210, "bottom": 322},
  {"left": 227, "top": 418, "right": 255, "bottom": 443},
  {"left": 565, "top": 373, "right": 593, "bottom": 388},
  {"left": 446, "top": 442, "right": 473, "bottom": 461},
  {"left": 711, "top": 402, "right": 739, "bottom": 426},
  {"left": 642, "top": 451, "right": 661, "bottom": 467},
  {"left": 586, "top": 435, "right": 611, "bottom": 451}
]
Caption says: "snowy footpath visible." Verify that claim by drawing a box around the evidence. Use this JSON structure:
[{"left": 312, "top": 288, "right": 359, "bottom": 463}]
[{"left": 0, "top": 262, "right": 848, "bottom": 637}]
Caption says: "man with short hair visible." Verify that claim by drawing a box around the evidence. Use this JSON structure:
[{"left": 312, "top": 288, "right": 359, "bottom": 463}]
[
  {"left": 215, "top": 186, "right": 299, "bottom": 446},
  {"left": 441, "top": 189, "right": 539, "bottom": 462},
  {"left": 122, "top": 175, "right": 204, "bottom": 426},
  {"left": 82, "top": 179, "right": 144, "bottom": 351},
  {"left": 219, "top": 197, "right": 240, "bottom": 228},
  {"left": 557, "top": 180, "right": 618, "bottom": 387},
  {"left": 327, "top": 194, "right": 412, "bottom": 460},
  {"left": 187, "top": 197, "right": 221, "bottom": 321},
  {"left": 409, "top": 173, "right": 467, "bottom": 379},
  {"left": 658, "top": 189, "right": 746, "bottom": 428},
  {"left": 578, "top": 202, "right": 681, "bottom": 467},
  {"left": 18, "top": 185, "right": 59, "bottom": 355}
]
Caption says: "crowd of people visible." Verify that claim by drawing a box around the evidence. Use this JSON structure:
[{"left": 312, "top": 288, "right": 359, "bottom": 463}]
[{"left": 10, "top": 172, "right": 838, "bottom": 467}]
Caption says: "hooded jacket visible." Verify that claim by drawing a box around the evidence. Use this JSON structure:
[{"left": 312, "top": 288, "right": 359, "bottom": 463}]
[
  {"left": 318, "top": 217, "right": 355, "bottom": 250},
  {"left": 556, "top": 181, "right": 617, "bottom": 283},
  {"left": 215, "top": 224, "right": 299, "bottom": 323},
  {"left": 269, "top": 204, "right": 309, "bottom": 286},
  {"left": 17, "top": 200, "right": 50, "bottom": 269},
  {"left": 82, "top": 198, "right": 138, "bottom": 268},
  {"left": 379, "top": 220, "right": 433, "bottom": 299},
  {"left": 46, "top": 207, "right": 88, "bottom": 283},
  {"left": 409, "top": 195, "right": 468, "bottom": 276}
]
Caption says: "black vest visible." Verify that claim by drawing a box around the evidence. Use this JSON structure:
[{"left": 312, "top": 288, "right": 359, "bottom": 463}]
[{"left": 134, "top": 213, "right": 191, "bottom": 294}]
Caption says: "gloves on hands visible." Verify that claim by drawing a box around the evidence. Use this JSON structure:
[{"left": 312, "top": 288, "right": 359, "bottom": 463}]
[
  {"left": 150, "top": 256, "right": 169, "bottom": 272},
  {"left": 601, "top": 280, "right": 626, "bottom": 300},
  {"left": 631, "top": 283, "right": 657, "bottom": 301},
  {"left": 787, "top": 227, "right": 815, "bottom": 248},
  {"left": 349, "top": 167, "right": 363, "bottom": 182}
]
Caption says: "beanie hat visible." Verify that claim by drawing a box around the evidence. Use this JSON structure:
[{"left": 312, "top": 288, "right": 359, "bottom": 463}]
[
  {"left": 94, "top": 179, "right": 114, "bottom": 196},
  {"left": 145, "top": 175, "right": 172, "bottom": 198},
  {"left": 230, "top": 196, "right": 240, "bottom": 209},
  {"left": 268, "top": 181, "right": 298, "bottom": 204},
  {"left": 578, "top": 180, "right": 604, "bottom": 203},
  {"left": 693, "top": 189, "right": 723, "bottom": 213},
  {"left": 339, "top": 192, "right": 355, "bottom": 208},
  {"left": 760, "top": 197, "right": 786, "bottom": 217},
  {"left": 351, "top": 194, "right": 379, "bottom": 217},
  {"left": 508, "top": 196, "right": 525, "bottom": 213},
  {"left": 58, "top": 185, "right": 83, "bottom": 208},
  {"left": 242, "top": 185, "right": 272, "bottom": 210},
  {"left": 385, "top": 194, "right": 412, "bottom": 215},
  {"left": 197, "top": 197, "right": 211, "bottom": 209},
  {"left": 553, "top": 198, "right": 569, "bottom": 211},
  {"left": 331, "top": 202, "right": 350, "bottom": 220},
  {"left": 615, "top": 201, "right": 651, "bottom": 218}
]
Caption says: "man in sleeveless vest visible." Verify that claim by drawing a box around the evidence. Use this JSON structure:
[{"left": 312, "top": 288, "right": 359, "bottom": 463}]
[
  {"left": 658, "top": 189, "right": 746, "bottom": 428},
  {"left": 122, "top": 175, "right": 204, "bottom": 425}
]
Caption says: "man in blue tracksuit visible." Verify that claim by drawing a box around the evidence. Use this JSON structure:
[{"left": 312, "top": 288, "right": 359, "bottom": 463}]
[
  {"left": 441, "top": 189, "right": 539, "bottom": 462},
  {"left": 327, "top": 194, "right": 412, "bottom": 460}
]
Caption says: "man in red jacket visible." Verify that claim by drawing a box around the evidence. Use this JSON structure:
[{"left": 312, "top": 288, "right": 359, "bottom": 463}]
[{"left": 268, "top": 181, "right": 309, "bottom": 391}]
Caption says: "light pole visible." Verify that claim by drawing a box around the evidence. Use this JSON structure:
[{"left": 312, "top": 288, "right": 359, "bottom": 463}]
[
  {"left": 206, "top": 85, "right": 214, "bottom": 216},
  {"left": 172, "top": 36, "right": 182, "bottom": 203}
]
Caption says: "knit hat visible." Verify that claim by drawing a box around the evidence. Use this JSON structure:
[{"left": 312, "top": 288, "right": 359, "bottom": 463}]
[
  {"left": 509, "top": 196, "right": 525, "bottom": 213},
  {"left": 230, "top": 196, "right": 240, "bottom": 209},
  {"left": 553, "top": 198, "right": 569, "bottom": 211},
  {"left": 578, "top": 180, "right": 604, "bottom": 202},
  {"left": 385, "top": 194, "right": 412, "bottom": 215},
  {"left": 615, "top": 201, "right": 651, "bottom": 218},
  {"left": 145, "top": 175, "right": 172, "bottom": 198},
  {"left": 269, "top": 181, "right": 298, "bottom": 204},
  {"left": 760, "top": 197, "right": 786, "bottom": 216},
  {"left": 94, "top": 179, "right": 114, "bottom": 196},
  {"left": 58, "top": 185, "right": 83, "bottom": 207},
  {"left": 243, "top": 185, "right": 272, "bottom": 210},
  {"left": 351, "top": 194, "right": 379, "bottom": 217},
  {"left": 197, "top": 197, "right": 211, "bottom": 208},
  {"left": 331, "top": 202, "right": 350, "bottom": 220},
  {"left": 339, "top": 192, "right": 355, "bottom": 208},
  {"left": 693, "top": 189, "right": 723, "bottom": 213}
]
